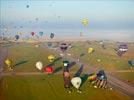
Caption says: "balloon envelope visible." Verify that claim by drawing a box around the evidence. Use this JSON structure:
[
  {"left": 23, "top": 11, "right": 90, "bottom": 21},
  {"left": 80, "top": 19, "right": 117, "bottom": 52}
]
[
  {"left": 50, "top": 33, "right": 54, "bottom": 39},
  {"left": 36, "top": 61, "right": 43, "bottom": 70},
  {"left": 71, "top": 77, "right": 82, "bottom": 89},
  {"left": 15, "top": 35, "right": 19, "bottom": 40},
  {"left": 39, "top": 31, "right": 44, "bottom": 36},
  {"left": 5, "top": 59, "right": 12, "bottom": 66},
  {"left": 31, "top": 32, "right": 35, "bottom": 36},
  {"left": 88, "top": 48, "right": 94, "bottom": 53},
  {"left": 48, "top": 55, "right": 55, "bottom": 62},
  {"left": 81, "top": 18, "right": 88, "bottom": 26}
]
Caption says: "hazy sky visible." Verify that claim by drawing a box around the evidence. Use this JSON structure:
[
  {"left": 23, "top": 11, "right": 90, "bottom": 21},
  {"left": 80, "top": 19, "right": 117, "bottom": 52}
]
[{"left": 0, "top": 0, "right": 134, "bottom": 41}]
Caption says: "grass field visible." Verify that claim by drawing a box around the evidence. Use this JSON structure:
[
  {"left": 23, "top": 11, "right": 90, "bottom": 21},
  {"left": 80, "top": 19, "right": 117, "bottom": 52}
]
[
  {"left": 113, "top": 72, "right": 134, "bottom": 84},
  {"left": 0, "top": 41, "right": 133, "bottom": 100},
  {"left": 0, "top": 75, "right": 130, "bottom": 100}
]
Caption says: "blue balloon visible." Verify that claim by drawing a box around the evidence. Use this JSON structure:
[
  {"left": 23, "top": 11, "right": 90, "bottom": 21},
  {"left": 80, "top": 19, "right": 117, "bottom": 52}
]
[
  {"left": 50, "top": 33, "right": 54, "bottom": 39},
  {"left": 15, "top": 35, "right": 19, "bottom": 40},
  {"left": 39, "top": 31, "right": 44, "bottom": 36}
]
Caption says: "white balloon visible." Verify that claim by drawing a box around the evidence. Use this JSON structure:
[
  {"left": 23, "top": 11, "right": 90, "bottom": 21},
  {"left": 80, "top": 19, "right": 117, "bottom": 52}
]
[
  {"left": 71, "top": 77, "right": 82, "bottom": 89},
  {"left": 36, "top": 61, "right": 43, "bottom": 70}
]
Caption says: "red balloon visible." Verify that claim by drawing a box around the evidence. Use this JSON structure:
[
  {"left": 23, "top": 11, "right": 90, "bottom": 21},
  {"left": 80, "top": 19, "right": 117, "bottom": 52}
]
[
  {"left": 31, "top": 32, "right": 35, "bottom": 36},
  {"left": 44, "top": 66, "right": 53, "bottom": 74}
]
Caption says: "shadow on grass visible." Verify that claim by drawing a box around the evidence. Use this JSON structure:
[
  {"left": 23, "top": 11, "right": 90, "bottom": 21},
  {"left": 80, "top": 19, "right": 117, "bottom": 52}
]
[
  {"left": 53, "top": 57, "right": 62, "bottom": 63},
  {"left": 53, "top": 66, "right": 63, "bottom": 74},
  {"left": 73, "top": 65, "right": 83, "bottom": 77},
  {"left": 68, "top": 62, "right": 76, "bottom": 69},
  {"left": 80, "top": 74, "right": 89, "bottom": 87},
  {"left": 13, "top": 60, "right": 28, "bottom": 67}
]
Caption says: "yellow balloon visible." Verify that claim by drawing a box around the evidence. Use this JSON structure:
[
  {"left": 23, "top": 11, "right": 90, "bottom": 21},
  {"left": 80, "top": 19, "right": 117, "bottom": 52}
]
[
  {"left": 88, "top": 47, "right": 94, "bottom": 54},
  {"left": 5, "top": 59, "right": 12, "bottom": 66},
  {"left": 81, "top": 18, "right": 88, "bottom": 26},
  {"left": 48, "top": 55, "right": 55, "bottom": 62},
  {"left": 17, "top": 32, "right": 23, "bottom": 35}
]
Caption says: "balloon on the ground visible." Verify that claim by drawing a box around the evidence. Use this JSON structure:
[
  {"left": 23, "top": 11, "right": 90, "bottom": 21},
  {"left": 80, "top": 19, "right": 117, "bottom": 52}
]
[
  {"left": 88, "top": 73, "right": 97, "bottom": 81},
  {"left": 48, "top": 55, "right": 55, "bottom": 62},
  {"left": 26, "top": 5, "right": 29, "bottom": 8},
  {"left": 81, "top": 18, "right": 88, "bottom": 26},
  {"left": 35, "top": 61, "right": 43, "bottom": 70},
  {"left": 71, "top": 77, "right": 82, "bottom": 89},
  {"left": 63, "top": 61, "right": 69, "bottom": 67}
]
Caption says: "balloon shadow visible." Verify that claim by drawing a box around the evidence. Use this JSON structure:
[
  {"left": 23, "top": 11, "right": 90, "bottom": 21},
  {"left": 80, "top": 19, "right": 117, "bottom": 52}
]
[
  {"left": 13, "top": 60, "right": 28, "bottom": 67},
  {"left": 73, "top": 65, "right": 83, "bottom": 77},
  {"left": 80, "top": 53, "right": 85, "bottom": 57},
  {"left": 53, "top": 57, "right": 62, "bottom": 63},
  {"left": 53, "top": 66, "right": 63, "bottom": 74},
  {"left": 68, "top": 62, "right": 76, "bottom": 69},
  {"left": 80, "top": 74, "right": 89, "bottom": 87}
]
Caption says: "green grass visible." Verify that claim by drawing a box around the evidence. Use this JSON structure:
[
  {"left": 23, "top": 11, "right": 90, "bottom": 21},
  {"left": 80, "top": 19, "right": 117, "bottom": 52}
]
[
  {"left": 4, "top": 43, "right": 64, "bottom": 72},
  {"left": 0, "top": 75, "right": 130, "bottom": 100},
  {"left": 1, "top": 42, "right": 133, "bottom": 100},
  {"left": 67, "top": 42, "right": 134, "bottom": 71},
  {"left": 113, "top": 72, "right": 134, "bottom": 84}
]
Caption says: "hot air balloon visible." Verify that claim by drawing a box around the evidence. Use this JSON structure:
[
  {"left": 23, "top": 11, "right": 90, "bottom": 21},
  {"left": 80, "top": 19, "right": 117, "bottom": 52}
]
[
  {"left": 17, "top": 32, "right": 23, "bottom": 35},
  {"left": 50, "top": 33, "right": 54, "bottom": 39},
  {"left": 5, "top": 59, "right": 13, "bottom": 70},
  {"left": 60, "top": 43, "right": 68, "bottom": 52},
  {"left": 71, "top": 77, "right": 82, "bottom": 93},
  {"left": 63, "top": 68, "right": 72, "bottom": 93},
  {"left": 15, "top": 35, "right": 19, "bottom": 41},
  {"left": 81, "top": 18, "right": 88, "bottom": 26},
  {"left": 35, "top": 61, "right": 43, "bottom": 70},
  {"left": 31, "top": 32, "right": 35, "bottom": 36},
  {"left": 47, "top": 42, "right": 53, "bottom": 48},
  {"left": 63, "top": 61, "right": 69, "bottom": 67},
  {"left": 48, "top": 55, "right": 55, "bottom": 62},
  {"left": 88, "top": 47, "right": 94, "bottom": 54},
  {"left": 39, "top": 31, "right": 44, "bottom": 37},
  {"left": 96, "top": 70, "right": 107, "bottom": 88},
  {"left": 5, "top": 59, "right": 12, "bottom": 67},
  {"left": 44, "top": 66, "right": 53, "bottom": 74},
  {"left": 116, "top": 43, "right": 128, "bottom": 57},
  {"left": 26, "top": 5, "right": 29, "bottom": 8}
]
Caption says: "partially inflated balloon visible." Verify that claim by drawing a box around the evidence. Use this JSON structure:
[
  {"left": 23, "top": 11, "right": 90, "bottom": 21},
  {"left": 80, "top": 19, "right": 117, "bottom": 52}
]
[
  {"left": 36, "top": 61, "right": 43, "bottom": 70},
  {"left": 71, "top": 77, "right": 82, "bottom": 89}
]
